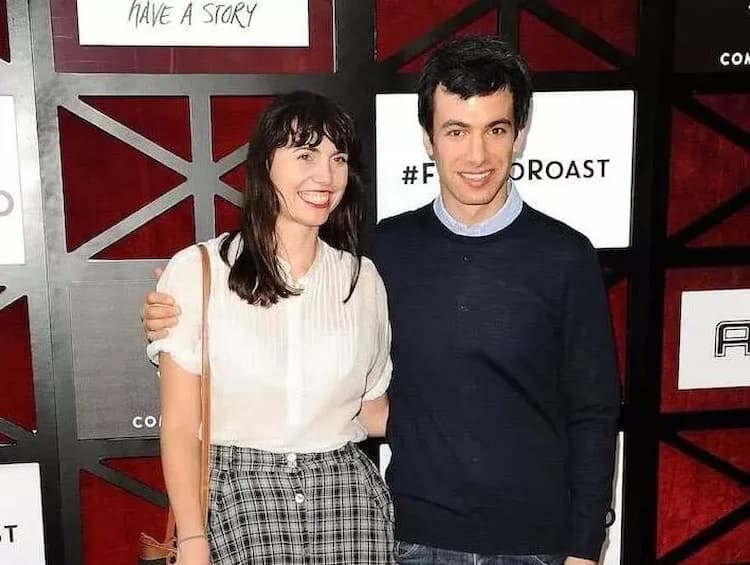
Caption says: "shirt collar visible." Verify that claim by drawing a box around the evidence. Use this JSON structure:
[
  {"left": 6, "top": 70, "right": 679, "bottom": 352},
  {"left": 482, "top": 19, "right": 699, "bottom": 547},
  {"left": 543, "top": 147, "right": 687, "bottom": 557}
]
[
  {"left": 432, "top": 181, "right": 524, "bottom": 237},
  {"left": 277, "top": 238, "right": 326, "bottom": 288}
]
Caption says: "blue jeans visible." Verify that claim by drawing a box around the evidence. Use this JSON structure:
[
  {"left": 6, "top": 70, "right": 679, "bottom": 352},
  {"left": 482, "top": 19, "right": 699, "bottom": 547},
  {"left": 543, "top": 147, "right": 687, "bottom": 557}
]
[{"left": 395, "top": 541, "right": 566, "bottom": 565}]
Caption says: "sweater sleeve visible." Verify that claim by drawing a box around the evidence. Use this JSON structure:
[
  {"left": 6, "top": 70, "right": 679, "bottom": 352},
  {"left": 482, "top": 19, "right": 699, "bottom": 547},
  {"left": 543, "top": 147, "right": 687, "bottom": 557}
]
[
  {"left": 145, "top": 245, "right": 203, "bottom": 375},
  {"left": 559, "top": 240, "right": 621, "bottom": 560}
]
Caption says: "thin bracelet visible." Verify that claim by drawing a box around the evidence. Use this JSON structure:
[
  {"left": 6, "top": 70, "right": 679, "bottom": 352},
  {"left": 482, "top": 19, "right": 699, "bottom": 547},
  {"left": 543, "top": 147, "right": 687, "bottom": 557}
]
[{"left": 177, "top": 533, "right": 207, "bottom": 546}]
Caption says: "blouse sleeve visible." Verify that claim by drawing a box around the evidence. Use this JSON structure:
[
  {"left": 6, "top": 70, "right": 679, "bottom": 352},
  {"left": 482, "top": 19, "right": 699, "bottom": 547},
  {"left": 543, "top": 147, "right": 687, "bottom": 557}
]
[
  {"left": 146, "top": 245, "right": 204, "bottom": 375},
  {"left": 362, "top": 264, "right": 393, "bottom": 401}
]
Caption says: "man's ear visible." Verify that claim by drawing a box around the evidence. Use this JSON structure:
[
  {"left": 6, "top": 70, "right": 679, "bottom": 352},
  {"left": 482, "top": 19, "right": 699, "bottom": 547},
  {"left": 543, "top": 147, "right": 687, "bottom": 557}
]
[{"left": 422, "top": 129, "right": 434, "bottom": 160}]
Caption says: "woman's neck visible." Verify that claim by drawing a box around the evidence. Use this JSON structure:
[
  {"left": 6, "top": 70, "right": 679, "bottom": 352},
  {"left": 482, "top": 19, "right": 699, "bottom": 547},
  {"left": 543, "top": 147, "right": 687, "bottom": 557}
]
[{"left": 276, "top": 220, "right": 320, "bottom": 280}]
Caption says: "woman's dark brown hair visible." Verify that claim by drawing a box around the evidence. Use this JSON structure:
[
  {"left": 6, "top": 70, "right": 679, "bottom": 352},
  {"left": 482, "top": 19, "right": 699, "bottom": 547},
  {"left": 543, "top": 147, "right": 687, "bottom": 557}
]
[{"left": 219, "top": 91, "right": 364, "bottom": 306}]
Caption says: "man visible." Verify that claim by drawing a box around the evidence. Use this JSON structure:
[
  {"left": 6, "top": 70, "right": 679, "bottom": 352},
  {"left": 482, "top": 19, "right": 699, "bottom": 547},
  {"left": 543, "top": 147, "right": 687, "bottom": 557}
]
[{"left": 142, "top": 36, "right": 620, "bottom": 565}]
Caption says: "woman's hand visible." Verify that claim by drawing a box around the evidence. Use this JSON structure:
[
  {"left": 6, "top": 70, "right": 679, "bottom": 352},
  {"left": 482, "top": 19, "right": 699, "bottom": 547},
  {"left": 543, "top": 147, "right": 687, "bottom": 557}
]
[{"left": 359, "top": 394, "right": 389, "bottom": 437}]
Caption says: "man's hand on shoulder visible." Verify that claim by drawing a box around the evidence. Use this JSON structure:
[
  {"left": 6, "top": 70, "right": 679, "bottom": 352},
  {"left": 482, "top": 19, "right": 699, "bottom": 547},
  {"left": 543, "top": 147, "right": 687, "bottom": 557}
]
[{"left": 141, "top": 268, "right": 181, "bottom": 341}]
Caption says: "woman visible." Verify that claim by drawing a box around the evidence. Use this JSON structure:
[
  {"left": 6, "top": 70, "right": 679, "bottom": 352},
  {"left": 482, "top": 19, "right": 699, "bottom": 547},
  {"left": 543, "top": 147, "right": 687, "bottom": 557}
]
[{"left": 147, "top": 91, "right": 394, "bottom": 564}]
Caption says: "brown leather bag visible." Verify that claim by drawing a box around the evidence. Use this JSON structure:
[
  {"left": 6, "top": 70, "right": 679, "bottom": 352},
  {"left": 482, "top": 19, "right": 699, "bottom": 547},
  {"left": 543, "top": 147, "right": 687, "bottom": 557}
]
[{"left": 138, "top": 244, "right": 212, "bottom": 564}]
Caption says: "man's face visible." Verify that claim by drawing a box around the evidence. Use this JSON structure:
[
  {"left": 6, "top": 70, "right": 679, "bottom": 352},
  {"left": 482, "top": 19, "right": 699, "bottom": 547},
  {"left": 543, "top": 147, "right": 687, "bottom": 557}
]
[{"left": 424, "top": 86, "right": 524, "bottom": 223}]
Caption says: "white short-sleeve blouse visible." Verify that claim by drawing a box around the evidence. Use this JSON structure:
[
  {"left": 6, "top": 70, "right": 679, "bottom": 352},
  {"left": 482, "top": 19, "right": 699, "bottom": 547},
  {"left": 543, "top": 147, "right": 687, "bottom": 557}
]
[{"left": 147, "top": 234, "right": 392, "bottom": 453}]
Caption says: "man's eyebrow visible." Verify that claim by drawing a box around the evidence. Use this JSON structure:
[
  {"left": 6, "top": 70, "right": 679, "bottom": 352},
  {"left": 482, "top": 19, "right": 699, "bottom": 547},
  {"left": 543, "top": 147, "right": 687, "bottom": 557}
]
[
  {"left": 487, "top": 119, "right": 513, "bottom": 128},
  {"left": 439, "top": 120, "right": 470, "bottom": 130}
]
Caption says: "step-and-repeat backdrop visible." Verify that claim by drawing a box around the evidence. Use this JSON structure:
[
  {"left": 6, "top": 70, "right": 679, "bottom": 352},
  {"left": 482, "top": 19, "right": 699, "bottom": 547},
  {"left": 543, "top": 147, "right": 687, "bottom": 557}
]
[{"left": 1, "top": 0, "right": 748, "bottom": 563}]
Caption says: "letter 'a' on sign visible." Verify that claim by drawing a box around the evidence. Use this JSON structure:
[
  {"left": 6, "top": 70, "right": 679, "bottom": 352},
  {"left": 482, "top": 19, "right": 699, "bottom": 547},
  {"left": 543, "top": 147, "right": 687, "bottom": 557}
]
[
  {"left": 76, "top": 0, "right": 310, "bottom": 47},
  {"left": 0, "top": 96, "right": 25, "bottom": 265},
  {"left": 0, "top": 463, "right": 46, "bottom": 564},
  {"left": 678, "top": 289, "right": 750, "bottom": 390}
]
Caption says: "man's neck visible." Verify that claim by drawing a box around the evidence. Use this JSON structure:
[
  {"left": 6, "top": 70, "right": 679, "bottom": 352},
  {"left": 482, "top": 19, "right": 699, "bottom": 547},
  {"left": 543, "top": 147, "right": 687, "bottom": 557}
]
[{"left": 441, "top": 182, "right": 510, "bottom": 226}]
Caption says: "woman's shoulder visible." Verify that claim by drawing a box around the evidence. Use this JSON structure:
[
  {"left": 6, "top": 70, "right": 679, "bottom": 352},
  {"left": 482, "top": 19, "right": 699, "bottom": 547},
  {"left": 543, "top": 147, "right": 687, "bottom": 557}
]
[
  {"left": 161, "top": 234, "right": 235, "bottom": 280},
  {"left": 320, "top": 242, "right": 380, "bottom": 280},
  {"left": 171, "top": 233, "right": 235, "bottom": 262},
  {"left": 359, "top": 255, "right": 381, "bottom": 281}
]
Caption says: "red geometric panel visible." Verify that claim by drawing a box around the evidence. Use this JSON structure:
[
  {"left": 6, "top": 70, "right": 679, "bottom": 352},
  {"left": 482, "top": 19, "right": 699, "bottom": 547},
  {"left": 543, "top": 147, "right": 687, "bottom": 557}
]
[
  {"left": 80, "top": 96, "right": 192, "bottom": 161},
  {"left": 101, "top": 457, "right": 166, "bottom": 493},
  {"left": 681, "top": 429, "right": 750, "bottom": 474},
  {"left": 219, "top": 163, "right": 246, "bottom": 193},
  {"left": 211, "top": 96, "right": 274, "bottom": 162},
  {"left": 80, "top": 470, "right": 168, "bottom": 565},
  {"left": 680, "top": 519, "right": 750, "bottom": 564},
  {"left": 608, "top": 279, "right": 628, "bottom": 383},
  {"left": 92, "top": 197, "right": 195, "bottom": 260},
  {"left": 0, "top": 0, "right": 9, "bottom": 63},
  {"left": 657, "top": 443, "right": 750, "bottom": 558},
  {"left": 58, "top": 107, "right": 186, "bottom": 252},
  {"left": 51, "top": 0, "right": 333, "bottom": 74},
  {"left": 668, "top": 110, "right": 750, "bottom": 239},
  {"left": 520, "top": 10, "right": 614, "bottom": 72},
  {"left": 215, "top": 195, "right": 241, "bottom": 236},
  {"left": 401, "top": 11, "right": 498, "bottom": 74},
  {"left": 376, "top": 0, "right": 476, "bottom": 61},
  {"left": 696, "top": 94, "right": 750, "bottom": 133},
  {"left": 662, "top": 266, "right": 750, "bottom": 412},
  {"left": 546, "top": 0, "right": 637, "bottom": 56},
  {"left": 0, "top": 433, "right": 15, "bottom": 445},
  {"left": 375, "top": 0, "right": 497, "bottom": 73},
  {"left": 0, "top": 296, "right": 37, "bottom": 432},
  {"left": 689, "top": 204, "right": 750, "bottom": 248}
]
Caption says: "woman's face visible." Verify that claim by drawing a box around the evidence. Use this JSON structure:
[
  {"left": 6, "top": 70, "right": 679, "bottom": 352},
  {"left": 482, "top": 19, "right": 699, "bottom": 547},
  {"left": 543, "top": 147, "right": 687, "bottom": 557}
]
[{"left": 270, "top": 135, "right": 349, "bottom": 231}]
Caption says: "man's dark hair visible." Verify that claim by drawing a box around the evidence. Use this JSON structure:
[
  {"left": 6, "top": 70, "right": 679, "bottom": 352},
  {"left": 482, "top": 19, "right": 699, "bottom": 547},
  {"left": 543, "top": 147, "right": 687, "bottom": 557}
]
[{"left": 417, "top": 36, "right": 533, "bottom": 139}]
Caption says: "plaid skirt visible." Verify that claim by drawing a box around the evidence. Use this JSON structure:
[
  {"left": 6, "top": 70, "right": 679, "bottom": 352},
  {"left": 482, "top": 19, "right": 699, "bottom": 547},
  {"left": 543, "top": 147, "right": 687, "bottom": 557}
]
[{"left": 207, "top": 442, "right": 396, "bottom": 564}]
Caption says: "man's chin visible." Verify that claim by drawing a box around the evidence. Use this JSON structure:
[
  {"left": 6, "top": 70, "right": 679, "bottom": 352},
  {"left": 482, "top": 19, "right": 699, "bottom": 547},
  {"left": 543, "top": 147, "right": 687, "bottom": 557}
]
[{"left": 453, "top": 193, "right": 500, "bottom": 207}]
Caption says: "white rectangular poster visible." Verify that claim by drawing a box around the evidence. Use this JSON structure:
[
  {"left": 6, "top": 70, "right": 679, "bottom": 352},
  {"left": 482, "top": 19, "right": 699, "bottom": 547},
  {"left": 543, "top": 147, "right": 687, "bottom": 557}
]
[
  {"left": 678, "top": 288, "right": 750, "bottom": 389},
  {"left": 0, "top": 463, "right": 46, "bottom": 565},
  {"left": 0, "top": 95, "right": 25, "bottom": 265},
  {"left": 76, "top": 0, "right": 310, "bottom": 47},
  {"left": 601, "top": 433, "right": 624, "bottom": 565},
  {"left": 376, "top": 91, "right": 635, "bottom": 249}
]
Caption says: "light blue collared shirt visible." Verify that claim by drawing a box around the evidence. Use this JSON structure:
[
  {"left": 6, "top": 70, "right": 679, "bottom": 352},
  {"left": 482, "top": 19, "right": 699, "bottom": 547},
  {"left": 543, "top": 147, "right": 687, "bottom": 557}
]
[{"left": 432, "top": 182, "right": 524, "bottom": 237}]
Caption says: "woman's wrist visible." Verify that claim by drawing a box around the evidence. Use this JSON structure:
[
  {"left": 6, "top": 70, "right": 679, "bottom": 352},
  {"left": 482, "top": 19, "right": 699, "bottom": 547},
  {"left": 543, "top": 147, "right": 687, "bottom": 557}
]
[{"left": 177, "top": 532, "right": 207, "bottom": 547}]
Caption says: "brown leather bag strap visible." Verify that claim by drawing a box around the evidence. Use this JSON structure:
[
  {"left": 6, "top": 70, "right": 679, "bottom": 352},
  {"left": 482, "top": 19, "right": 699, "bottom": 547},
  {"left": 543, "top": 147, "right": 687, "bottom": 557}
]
[
  {"left": 197, "top": 243, "right": 212, "bottom": 528},
  {"left": 161, "top": 244, "right": 212, "bottom": 545}
]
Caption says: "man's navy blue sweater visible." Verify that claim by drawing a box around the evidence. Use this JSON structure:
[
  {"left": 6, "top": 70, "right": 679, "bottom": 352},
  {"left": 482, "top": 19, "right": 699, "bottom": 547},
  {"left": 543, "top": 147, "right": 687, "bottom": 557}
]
[{"left": 373, "top": 203, "right": 621, "bottom": 560}]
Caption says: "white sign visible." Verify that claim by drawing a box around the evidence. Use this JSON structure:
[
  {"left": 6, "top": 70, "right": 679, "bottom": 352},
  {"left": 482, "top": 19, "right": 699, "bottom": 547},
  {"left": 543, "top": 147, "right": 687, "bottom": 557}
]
[
  {"left": 379, "top": 443, "right": 391, "bottom": 478},
  {"left": 376, "top": 91, "right": 635, "bottom": 249},
  {"left": 678, "top": 289, "right": 750, "bottom": 390},
  {"left": 76, "top": 0, "right": 309, "bottom": 47},
  {"left": 601, "top": 432, "right": 623, "bottom": 565},
  {"left": 0, "top": 463, "right": 46, "bottom": 565},
  {"left": 0, "top": 96, "right": 25, "bottom": 265}
]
